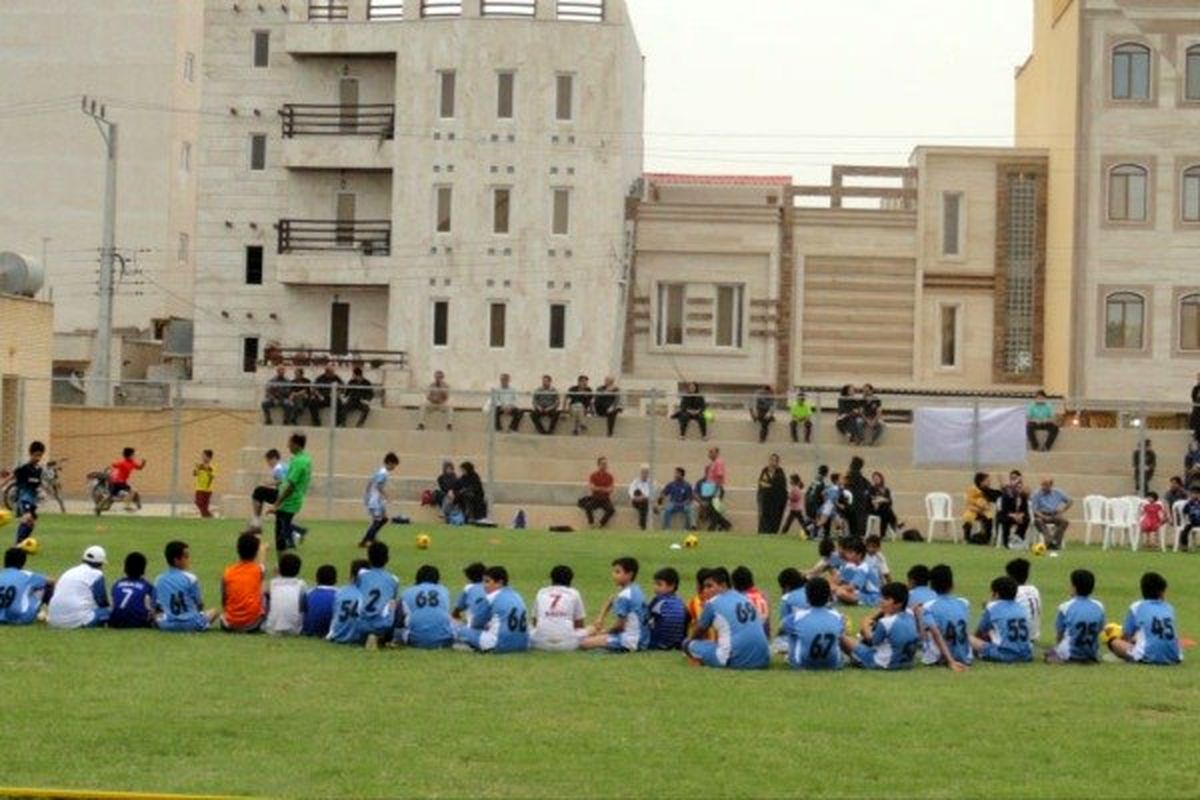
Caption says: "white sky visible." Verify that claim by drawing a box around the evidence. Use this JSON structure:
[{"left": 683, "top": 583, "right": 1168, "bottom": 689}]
[{"left": 625, "top": 0, "right": 1034, "bottom": 184}]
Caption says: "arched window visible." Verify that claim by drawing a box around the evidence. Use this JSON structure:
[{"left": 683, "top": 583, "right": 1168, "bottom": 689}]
[
  {"left": 1187, "top": 45, "right": 1200, "bottom": 102},
  {"left": 1180, "top": 294, "right": 1200, "bottom": 352},
  {"left": 1108, "top": 164, "right": 1148, "bottom": 222},
  {"left": 1112, "top": 43, "right": 1151, "bottom": 100},
  {"left": 1183, "top": 166, "right": 1200, "bottom": 223},
  {"left": 1105, "top": 292, "right": 1145, "bottom": 350}
]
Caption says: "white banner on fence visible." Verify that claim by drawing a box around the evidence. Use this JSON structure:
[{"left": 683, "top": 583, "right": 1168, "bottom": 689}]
[{"left": 912, "top": 406, "right": 1027, "bottom": 466}]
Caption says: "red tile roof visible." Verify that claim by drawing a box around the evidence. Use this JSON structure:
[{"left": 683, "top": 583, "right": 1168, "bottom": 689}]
[{"left": 644, "top": 172, "right": 793, "bottom": 187}]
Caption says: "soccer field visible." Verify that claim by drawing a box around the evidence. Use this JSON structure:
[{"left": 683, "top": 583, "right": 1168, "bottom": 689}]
[{"left": 2, "top": 516, "right": 1197, "bottom": 799}]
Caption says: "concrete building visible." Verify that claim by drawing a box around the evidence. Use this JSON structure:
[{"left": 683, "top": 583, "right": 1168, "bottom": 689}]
[
  {"left": 0, "top": 294, "right": 53, "bottom": 464},
  {"left": 187, "top": 0, "right": 643, "bottom": 397},
  {"left": 1016, "top": 0, "right": 1200, "bottom": 402}
]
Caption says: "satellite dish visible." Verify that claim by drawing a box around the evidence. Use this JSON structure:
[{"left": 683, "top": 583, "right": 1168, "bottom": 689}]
[{"left": 0, "top": 252, "right": 44, "bottom": 297}]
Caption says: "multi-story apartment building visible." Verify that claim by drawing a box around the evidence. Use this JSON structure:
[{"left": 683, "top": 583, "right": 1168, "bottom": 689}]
[
  {"left": 188, "top": 0, "right": 644, "bottom": 396},
  {"left": 1016, "top": 0, "right": 1200, "bottom": 402}
]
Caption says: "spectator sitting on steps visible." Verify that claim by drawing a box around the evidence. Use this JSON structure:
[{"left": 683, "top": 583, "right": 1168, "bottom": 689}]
[
  {"left": 672, "top": 382, "right": 708, "bottom": 440},
  {"left": 858, "top": 384, "right": 885, "bottom": 446},
  {"left": 1026, "top": 391, "right": 1059, "bottom": 452},
  {"left": 628, "top": 465, "right": 653, "bottom": 531},
  {"left": 261, "top": 365, "right": 290, "bottom": 425},
  {"left": 448, "top": 461, "right": 487, "bottom": 523},
  {"left": 492, "top": 373, "right": 523, "bottom": 433},
  {"left": 962, "top": 472, "right": 1001, "bottom": 545},
  {"left": 835, "top": 385, "right": 862, "bottom": 445},
  {"left": 750, "top": 385, "right": 776, "bottom": 444},
  {"left": 531, "top": 374, "right": 561, "bottom": 435},
  {"left": 418, "top": 370, "right": 452, "bottom": 431},
  {"left": 658, "top": 467, "right": 695, "bottom": 531},
  {"left": 284, "top": 368, "right": 311, "bottom": 426},
  {"left": 593, "top": 376, "right": 622, "bottom": 438},
  {"left": 789, "top": 389, "right": 813, "bottom": 444},
  {"left": 1031, "top": 477, "right": 1072, "bottom": 551},
  {"left": 566, "top": 375, "right": 593, "bottom": 436},
  {"left": 310, "top": 365, "right": 344, "bottom": 427},
  {"left": 577, "top": 456, "right": 616, "bottom": 529},
  {"left": 431, "top": 461, "right": 457, "bottom": 515},
  {"left": 338, "top": 367, "right": 374, "bottom": 428}
]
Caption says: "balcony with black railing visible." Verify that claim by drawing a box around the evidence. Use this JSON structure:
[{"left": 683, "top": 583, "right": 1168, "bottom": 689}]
[
  {"left": 280, "top": 104, "right": 395, "bottom": 138},
  {"left": 276, "top": 220, "right": 393, "bottom": 286},
  {"left": 278, "top": 219, "right": 391, "bottom": 255}
]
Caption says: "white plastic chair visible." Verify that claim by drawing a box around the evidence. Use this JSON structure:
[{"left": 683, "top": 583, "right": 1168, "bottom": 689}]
[
  {"left": 924, "top": 492, "right": 956, "bottom": 543},
  {"left": 1102, "top": 497, "right": 1137, "bottom": 551},
  {"left": 1082, "top": 495, "right": 1107, "bottom": 546},
  {"left": 1171, "top": 499, "right": 1189, "bottom": 553}
]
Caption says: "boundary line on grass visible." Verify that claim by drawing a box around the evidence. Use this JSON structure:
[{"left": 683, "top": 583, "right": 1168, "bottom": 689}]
[{"left": 0, "top": 789, "right": 247, "bottom": 800}]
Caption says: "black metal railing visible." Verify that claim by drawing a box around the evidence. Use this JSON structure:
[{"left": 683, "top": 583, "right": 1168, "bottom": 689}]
[
  {"left": 262, "top": 348, "right": 407, "bottom": 369},
  {"left": 277, "top": 219, "right": 392, "bottom": 255},
  {"left": 557, "top": 0, "right": 603, "bottom": 21},
  {"left": 368, "top": 0, "right": 406, "bottom": 19},
  {"left": 307, "top": 0, "right": 349, "bottom": 20},
  {"left": 422, "top": 0, "right": 462, "bottom": 16},
  {"left": 280, "top": 104, "right": 395, "bottom": 138},
  {"left": 482, "top": 0, "right": 535, "bottom": 16}
]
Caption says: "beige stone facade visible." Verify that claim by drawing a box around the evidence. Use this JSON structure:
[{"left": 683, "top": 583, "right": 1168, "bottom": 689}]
[{"left": 0, "top": 294, "right": 53, "bottom": 465}]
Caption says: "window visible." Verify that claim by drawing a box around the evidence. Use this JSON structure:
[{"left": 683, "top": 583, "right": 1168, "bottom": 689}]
[
  {"left": 497, "top": 72, "right": 514, "bottom": 119},
  {"left": 177, "top": 233, "right": 189, "bottom": 263},
  {"left": 435, "top": 186, "right": 452, "bottom": 233},
  {"left": 489, "top": 302, "right": 507, "bottom": 348},
  {"left": 656, "top": 284, "right": 684, "bottom": 346},
  {"left": 250, "top": 134, "right": 267, "bottom": 171},
  {"left": 939, "top": 304, "right": 959, "bottom": 368},
  {"left": 715, "top": 285, "right": 744, "bottom": 348},
  {"left": 242, "top": 337, "right": 259, "bottom": 374},
  {"left": 1181, "top": 294, "right": 1200, "bottom": 352},
  {"left": 493, "top": 188, "right": 511, "bottom": 234},
  {"left": 1002, "top": 173, "right": 1038, "bottom": 375},
  {"left": 1188, "top": 45, "right": 1200, "bottom": 101},
  {"left": 1105, "top": 292, "right": 1145, "bottom": 350},
  {"left": 438, "top": 70, "right": 456, "bottom": 119},
  {"left": 432, "top": 300, "right": 449, "bottom": 347},
  {"left": 183, "top": 51, "right": 195, "bottom": 82},
  {"left": 941, "top": 192, "right": 963, "bottom": 257},
  {"left": 252, "top": 31, "right": 270, "bottom": 68},
  {"left": 548, "top": 303, "right": 566, "bottom": 349},
  {"left": 180, "top": 141, "right": 191, "bottom": 172},
  {"left": 555, "top": 73, "right": 574, "bottom": 121},
  {"left": 1112, "top": 43, "right": 1151, "bottom": 100},
  {"left": 1107, "top": 164, "right": 1147, "bottom": 221},
  {"left": 552, "top": 188, "right": 571, "bottom": 235},
  {"left": 330, "top": 302, "right": 350, "bottom": 355},
  {"left": 1183, "top": 166, "right": 1200, "bottom": 222},
  {"left": 245, "top": 246, "right": 263, "bottom": 285}
]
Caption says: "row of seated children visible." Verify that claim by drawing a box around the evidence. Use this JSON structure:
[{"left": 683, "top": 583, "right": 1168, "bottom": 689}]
[{"left": 0, "top": 538, "right": 1181, "bottom": 669}]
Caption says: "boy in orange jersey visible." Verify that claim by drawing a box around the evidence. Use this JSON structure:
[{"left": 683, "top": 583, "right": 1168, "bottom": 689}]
[
  {"left": 685, "top": 567, "right": 716, "bottom": 641},
  {"left": 732, "top": 565, "right": 771, "bottom": 637},
  {"left": 220, "top": 531, "right": 268, "bottom": 632}
]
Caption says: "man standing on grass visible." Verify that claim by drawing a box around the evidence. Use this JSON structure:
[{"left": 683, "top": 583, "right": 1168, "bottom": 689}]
[{"left": 269, "top": 433, "right": 312, "bottom": 554}]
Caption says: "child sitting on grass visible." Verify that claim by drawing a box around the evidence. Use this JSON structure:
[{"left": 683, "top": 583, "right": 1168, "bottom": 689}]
[
  {"left": 581, "top": 557, "right": 649, "bottom": 652},
  {"left": 832, "top": 539, "right": 881, "bottom": 607},
  {"left": 327, "top": 559, "right": 369, "bottom": 645},
  {"left": 970, "top": 576, "right": 1034, "bottom": 663},
  {"left": 0, "top": 547, "right": 51, "bottom": 626},
  {"left": 155, "top": 540, "right": 220, "bottom": 632},
  {"left": 1046, "top": 569, "right": 1105, "bottom": 664},
  {"left": 732, "top": 566, "right": 770, "bottom": 638},
  {"left": 265, "top": 552, "right": 306, "bottom": 636},
  {"left": 906, "top": 564, "right": 935, "bottom": 611},
  {"left": 396, "top": 564, "right": 454, "bottom": 649},
  {"left": 452, "top": 562, "right": 488, "bottom": 630},
  {"left": 647, "top": 567, "right": 687, "bottom": 651},
  {"left": 805, "top": 537, "right": 841, "bottom": 579},
  {"left": 839, "top": 582, "right": 930, "bottom": 671},
  {"left": 108, "top": 551, "right": 154, "bottom": 629},
  {"left": 220, "top": 532, "right": 267, "bottom": 633},
  {"left": 455, "top": 565, "right": 530, "bottom": 654},
  {"left": 773, "top": 567, "right": 809, "bottom": 653},
  {"left": 530, "top": 565, "right": 587, "bottom": 652},
  {"left": 1007, "top": 557, "right": 1042, "bottom": 644},
  {"left": 1139, "top": 492, "right": 1166, "bottom": 549},
  {"left": 685, "top": 567, "right": 715, "bottom": 640},
  {"left": 1109, "top": 571, "right": 1181, "bottom": 665},
  {"left": 864, "top": 535, "right": 892, "bottom": 583},
  {"left": 302, "top": 564, "right": 337, "bottom": 638},
  {"left": 356, "top": 542, "right": 400, "bottom": 649},
  {"left": 684, "top": 567, "right": 770, "bottom": 670},
  {"left": 781, "top": 576, "right": 844, "bottom": 670}
]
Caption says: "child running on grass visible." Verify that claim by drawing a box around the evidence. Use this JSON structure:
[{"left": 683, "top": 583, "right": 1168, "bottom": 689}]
[
  {"left": 359, "top": 452, "right": 400, "bottom": 548},
  {"left": 193, "top": 449, "right": 216, "bottom": 518}
]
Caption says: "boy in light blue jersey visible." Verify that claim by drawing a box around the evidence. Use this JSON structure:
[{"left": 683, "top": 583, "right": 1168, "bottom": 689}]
[
  {"left": 906, "top": 564, "right": 936, "bottom": 610},
  {"left": 0, "top": 547, "right": 51, "bottom": 625},
  {"left": 772, "top": 567, "right": 809, "bottom": 653},
  {"left": 833, "top": 539, "right": 881, "bottom": 607},
  {"left": 840, "top": 582, "right": 922, "bottom": 670},
  {"left": 154, "top": 540, "right": 219, "bottom": 632},
  {"left": 355, "top": 541, "right": 399, "bottom": 648},
  {"left": 781, "top": 576, "right": 844, "bottom": 670},
  {"left": 1047, "top": 569, "right": 1106, "bottom": 664},
  {"left": 581, "top": 557, "right": 649, "bottom": 652},
  {"left": 1110, "top": 571, "right": 1182, "bottom": 665},
  {"left": 684, "top": 567, "right": 770, "bottom": 670},
  {"left": 358, "top": 453, "right": 399, "bottom": 548},
  {"left": 327, "top": 559, "right": 368, "bottom": 645},
  {"left": 452, "top": 562, "right": 488, "bottom": 630},
  {"left": 918, "top": 564, "right": 973, "bottom": 667},
  {"left": 970, "top": 576, "right": 1033, "bottom": 663},
  {"left": 395, "top": 564, "right": 453, "bottom": 649},
  {"left": 456, "top": 565, "right": 530, "bottom": 653}
]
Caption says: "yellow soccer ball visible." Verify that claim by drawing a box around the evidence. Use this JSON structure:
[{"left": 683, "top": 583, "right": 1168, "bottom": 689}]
[
  {"left": 18, "top": 537, "right": 39, "bottom": 555},
  {"left": 415, "top": 533, "right": 431, "bottom": 550},
  {"left": 1100, "top": 622, "right": 1123, "bottom": 645},
  {"left": 0, "top": 508, "right": 11, "bottom": 528},
  {"left": 1032, "top": 542, "right": 1047, "bottom": 557},
  {"left": 683, "top": 533, "right": 699, "bottom": 549}
]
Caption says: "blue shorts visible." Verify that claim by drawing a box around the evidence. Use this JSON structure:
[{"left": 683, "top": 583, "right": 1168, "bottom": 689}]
[
  {"left": 16, "top": 497, "right": 37, "bottom": 518},
  {"left": 157, "top": 614, "right": 209, "bottom": 632},
  {"left": 685, "top": 639, "right": 727, "bottom": 668},
  {"left": 980, "top": 644, "right": 1031, "bottom": 663},
  {"left": 606, "top": 633, "right": 634, "bottom": 652},
  {"left": 851, "top": 643, "right": 884, "bottom": 669}
]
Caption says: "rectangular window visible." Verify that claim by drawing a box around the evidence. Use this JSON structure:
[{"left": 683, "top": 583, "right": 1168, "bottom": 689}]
[
  {"left": 497, "top": 72, "right": 514, "bottom": 119},
  {"left": 1181, "top": 297, "right": 1200, "bottom": 351},
  {"left": 489, "top": 302, "right": 507, "bottom": 348},
  {"left": 1112, "top": 45, "right": 1150, "bottom": 100},
  {"left": 1002, "top": 175, "right": 1037, "bottom": 374},
  {"left": 183, "top": 51, "right": 195, "bottom": 82},
  {"left": 242, "top": 337, "right": 259, "bottom": 374},
  {"left": 1108, "top": 166, "right": 1147, "bottom": 222},
  {"left": 552, "top": 188, "right": 571, "bottom": 235},
  {"left": 493, "top": 188, "right": 511, "bottom": 234},
  {"left": 245, "top": 246, "right": 263, "bottom": 285},
  {"left": 715, "top": 285, "right": 744, "bottom": 348},
  {"left": 549, "top": 303, "right": 566, "bottom": 349},
  {"left": 941, "top": 192, "right": 962, "bottom": 256},
  {"left": 252, "top": 31, "right": 270, "bottom": 68},
  {"left": 436, "top": 186, "right": 452, "bottom": 233},
  {"left": 177, "top": 233, "right": 189, "bottom": 263},
  {"left": 1184, "top": 169, "right": 1200, "bottom": 222},
  {"left": 1105, "top": 292, "right": 1144, "bottom": 350},
  {"left": 250, "top": 134, "right": 267, "bottom": 171},
  {"left": 180, "top": 141, "right": 191, "bottom": 172},
  {"left": 330, "top": 302, "right": 350, "bottom": 355},
  {"left": 656, "top": 283, "right": 685, "bottom": 346},
  {"left": 1188, "top": 48, "right": 1200, "bottom": 101},
  {"left": 939, "top": 304, "right": 959, "bottom": 368},
  {"left": 438, "top": 70, "right": 456, "bottom": 119},
  {"left": 555, "top": 73, "right": 574, "bottom": 121},
  {"left": 432, "top": 300, "right": 449, "bottom": 347}
]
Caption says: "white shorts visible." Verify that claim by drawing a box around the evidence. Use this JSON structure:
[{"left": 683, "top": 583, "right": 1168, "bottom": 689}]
[{"left": 531, "top": 630, "right": 584, "bottom": 652}]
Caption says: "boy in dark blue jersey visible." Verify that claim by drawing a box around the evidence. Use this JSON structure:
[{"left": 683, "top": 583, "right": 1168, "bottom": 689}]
[
  {"left": 302, "top": 564, "right": 338, "bottom": 637},
  {"left": 647, "top": 566, "right": 687, "bottom": 650},
  {"left": 109, "top": 552, "right": 154, "bottom": 629},
  {"left": 12, "top": 441, "right": 45, "bottom": 545}
]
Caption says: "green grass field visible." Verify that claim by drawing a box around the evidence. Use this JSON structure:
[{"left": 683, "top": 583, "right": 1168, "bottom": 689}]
[{"left": 1, "top": 515, "right": 1198, "bottom": 799}]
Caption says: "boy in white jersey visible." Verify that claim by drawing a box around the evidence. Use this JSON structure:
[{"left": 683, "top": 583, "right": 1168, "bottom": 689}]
[
  {"left": 358, "top": 452, "right": 399, "bottom": 548},
  {"left": 265, "top": 552, "right": 307, "bottom": 635},
  {"left": 530, "top": 565, "right": 587, "bottom": 651},
  {"left": 1007, "top": 557, "right": 1042, "bottom": 643}
]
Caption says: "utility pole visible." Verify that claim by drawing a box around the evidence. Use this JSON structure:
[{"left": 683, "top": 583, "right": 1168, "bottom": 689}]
[{"left": 82, "top": 96, "right": 117, "bottom": 407}]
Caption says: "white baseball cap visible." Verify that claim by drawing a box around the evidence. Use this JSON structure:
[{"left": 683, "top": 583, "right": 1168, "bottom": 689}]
[{"left": 82, "top": 545, "right": 107, "bottom": 566}]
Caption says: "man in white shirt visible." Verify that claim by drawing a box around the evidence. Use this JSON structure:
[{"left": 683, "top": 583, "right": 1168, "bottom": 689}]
[
  {"left": 492, "top": 372, "right": 523, "bottom": 433},
  {"left": 47, "top": 546, "right": 110, "bottom": 629},
  {"left": 530, "top": 565, "right": 587, "bottom": 652},
  {"left": 629, "top": 465, "right": 654, "bottom": 531}
]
